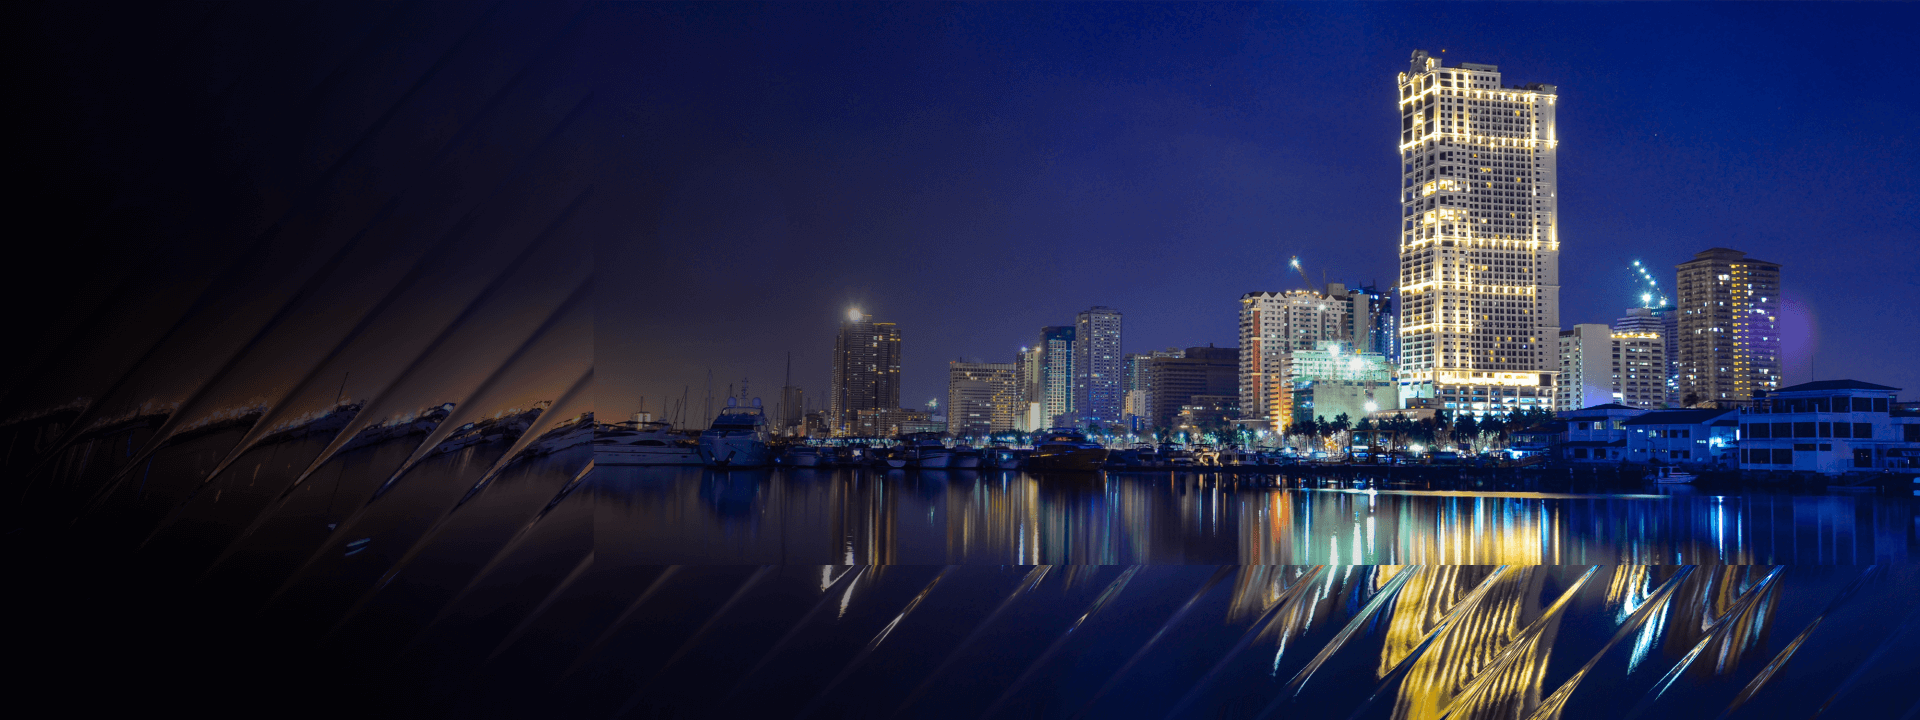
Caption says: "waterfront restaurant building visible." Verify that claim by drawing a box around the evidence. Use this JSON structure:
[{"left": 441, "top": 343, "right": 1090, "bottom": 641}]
[{"left": 1738, "top": 380, "right": 1920, "bottom": 475}]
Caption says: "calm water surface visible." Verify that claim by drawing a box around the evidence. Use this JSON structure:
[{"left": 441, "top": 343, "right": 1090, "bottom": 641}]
[{"left": 598, "top": 467, "right": 1917, "bottom": 565}]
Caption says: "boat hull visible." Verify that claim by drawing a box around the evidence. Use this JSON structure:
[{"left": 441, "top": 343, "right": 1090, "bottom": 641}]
[
  {"left": 699, "top": 436, "right": 773, "bottom": 467},
  {"left": 1025, "top": 447, "right": 1109, "bottom": 472},
  {"left": 595, "top": 447, "right": 701, "bottom": 466}
]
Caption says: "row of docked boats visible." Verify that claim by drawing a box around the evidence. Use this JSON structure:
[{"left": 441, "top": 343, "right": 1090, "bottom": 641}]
[{"left": 592, "top": 395, "right": 1320, "bottom": 473}]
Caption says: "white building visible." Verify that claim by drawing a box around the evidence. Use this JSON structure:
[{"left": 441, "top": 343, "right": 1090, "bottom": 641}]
[
  {"left": 1738, "top": 380, "right": 1920, "bottom": 475},
  {"left": 1394, "top": 50, "right": 1559, "bottom": 418},
  {"left": 1238, "top": 284, "right": 1374, "bottom": 426},
  {"left": 1556, "top": 324, "right": 1666, "bottom": 412}
]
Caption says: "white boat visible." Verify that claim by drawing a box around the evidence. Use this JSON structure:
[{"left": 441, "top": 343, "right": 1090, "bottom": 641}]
[
  {"left": 1649, "top": 466, "right": 1696, "bottom": 484},
  {"left": 595, "top": 420, "right": 700, "bottom": 465},
  {"left": 698, "top": 398, "right": 773, "bottom": 467}
]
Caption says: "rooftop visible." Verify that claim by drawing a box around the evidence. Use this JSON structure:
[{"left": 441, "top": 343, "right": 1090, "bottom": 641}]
[
  {"left": 1772, "top": 379, "right": 1901, "bottom": 394},
  {"left": 1622, "top": 408, "right": 1739, "bottom": 426}
]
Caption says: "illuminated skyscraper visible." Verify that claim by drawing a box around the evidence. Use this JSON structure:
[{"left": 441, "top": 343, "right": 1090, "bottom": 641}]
[
  {"left": 1037, "top": 325, "right": 1075, "bottom": 426},
  {"left": 1395, "top": 50, "right": 1559, "bottom": 417},
  {"left": 1675, "top": 248, "right": 1781, "bottom": 407},
  {"left": 829, "top": 311, "right": 901, "bottom": 436},
  {"left": 1072, "top": 306, "right": 1124, "bottom": 427}
]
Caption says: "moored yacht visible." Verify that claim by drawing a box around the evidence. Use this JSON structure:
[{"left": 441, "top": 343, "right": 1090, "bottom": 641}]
[
  {"left": 1026, "top": 428, "right": 1109, "bottom": 472},
  {"left": 594, "top": 420, "right": 700, "bottom": 465},
  {"left": 698, "top": 398, "right": 773, "bottom": 467}
]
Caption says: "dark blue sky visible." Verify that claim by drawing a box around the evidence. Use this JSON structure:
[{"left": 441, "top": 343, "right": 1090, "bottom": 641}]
[{"left": 615, "top": 2, "right": 1918, "bottom": 415}]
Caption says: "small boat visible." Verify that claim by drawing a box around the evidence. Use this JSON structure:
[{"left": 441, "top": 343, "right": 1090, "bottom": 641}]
[
  {"left": 1217, "top": 448, "right": 1265, "bottom": 470},
  {"left": 949, "top": 444, "right": 983, "bottom": 469},
  {"left": 1025, "top": 428, "right": 1109, "bottom": 472},
  {"left": 595, "top": 420, "right": 701, "bottom": 465},
  {"left": 984, "top": 444, "right": 1022, "bottom": 470},
  {"left": 698, "top": 398, "right": 773, "bottom": 467},
  {"left": 900, "top": 432, "right": 952, "bottom": 469},
  {"left": 1649, "top": 466, "right": 1696, "bottom": 484},
  {"left": 1157, "top": 444, "right": 1194, "bottom": 468},
  {"left": 779, "top": 445, "right": 824, "bottom": 467}
]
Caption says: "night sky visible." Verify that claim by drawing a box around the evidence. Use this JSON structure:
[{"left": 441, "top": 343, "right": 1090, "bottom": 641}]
[
  {"left": 621, "top": 2, "right": 1919, "bottom": 417},
  {"left": 9, "top": 3, "right": 1916, "bottom": 425}
]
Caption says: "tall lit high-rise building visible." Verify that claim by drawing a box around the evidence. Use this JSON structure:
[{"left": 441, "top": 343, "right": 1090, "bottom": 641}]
[
  {"left": 1394, "top": 50, "right": 1560, "bottom": 417},
  {"left": 1675, "top": 248, "right": 1781, "bottom": 407},
  {"left": 1239, "top": 283, "right": 1373, "bottom": 428},
  {"left": 829, "top": 310, "right": 901, "bottom": 436},
  {"left": 1613, "top": 305, "right": 1677, "bottom": 405},
  {"left": 1038, "top": 326, "right": 1076, "bottom": 426},
  {"left": 1072, "top": 307, "right": 1124, "bottom": 427}
]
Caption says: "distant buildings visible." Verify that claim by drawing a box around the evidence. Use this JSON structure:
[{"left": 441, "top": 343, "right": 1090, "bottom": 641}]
[
  {"left": 1238, "top": 284, "right": 1375, "bottom": 427},
  {"left": 946, "top": 361, "right": 1019, "bottom": 437},
  {"left": 1278, "top": 341, "right": 1396, "bottom": 428},
  {"left": 853, "top": 407, "right": 933, "bottom": 437},
  {"left": 1555, "top": 324, "right": 1666, "bottom": 411},
  {"left": 1393, "top": 50, "right": 1561, "bottom": 418},
  {"left": 1676, "top": 248, "right": 1780, "bottom": 407},
  {"left": 1123, "top": 348, "right": 1181, "bottom": 433},
  {"left": 1146, "top": 346, "right": 1239, "bottom": 431},
  {"left": 1613, "top": 305, "right": 1677, "bottom": 405},
  {"left": 1072, "top": 307, "right": 1124, "bottom": 428},
  {"left": 830, "top": 311, "right": 901, "bottom": 436},
  {"left": 1355, "top": 284, "right": 1400, "bottom": 364}
]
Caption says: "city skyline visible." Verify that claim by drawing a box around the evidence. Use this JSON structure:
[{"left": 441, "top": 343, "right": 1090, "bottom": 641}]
[{"left": 620, "top": 4, "right": 1915, "bottom": 417}]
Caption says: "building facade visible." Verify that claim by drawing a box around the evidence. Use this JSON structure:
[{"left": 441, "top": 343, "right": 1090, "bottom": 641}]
[
  {"left": 1613, "top": 305, "right": 1678, "bottom": 405},
  {"left": 1146, "top": 346, "right": 1240, "bottom": 431},
  {"left": 1555, "top": 324, "right": 1666, "bottom": 412},
  {"left": 946, "top": 361, "right": 1020, "bottom": 438},
  {"left": 1676, "top": 248, "right": 1781, "bottom": 407},
  {"left": 1394, "top": 50, "right": 1560, "bottom": 418},
  {"left": 1238, "top": 284, "right": 1374, "bottom": 426},
  {"left": 1738, "top": 380, "right": 1919, "bottom": 475},
  {"left": 829, "top": 312, "right": 902, "bottom": 436},
  {"left": 1622, "top": 408, "right": 1740, "bottom": 469},
  {"left": 1072, "top": 307, "right": 1124, "bottom": 428}
]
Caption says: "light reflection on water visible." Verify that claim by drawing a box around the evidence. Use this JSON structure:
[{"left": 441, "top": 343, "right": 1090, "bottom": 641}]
[{"left": 596, "top": 466, "right": 1917, "bottom": 565}]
